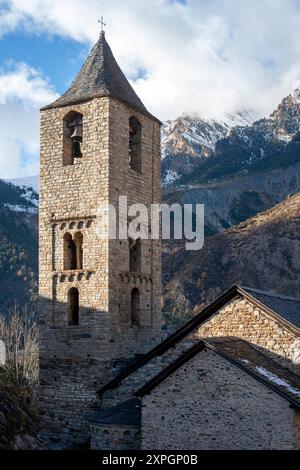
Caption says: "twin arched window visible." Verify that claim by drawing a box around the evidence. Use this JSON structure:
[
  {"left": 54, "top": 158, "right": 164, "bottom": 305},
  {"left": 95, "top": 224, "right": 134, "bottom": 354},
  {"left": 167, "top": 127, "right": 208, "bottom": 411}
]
[
  {"left": 63, "top": 111, "right": 83, "bottom": 166},
  {"left": 63, "top": 232, "right": 83, "bottom": 270},
  {"left": 129, "top": 238, "right": 141, "bottom": 272},
  {"left": 129, "top": 116, "right": 142, "bottom": 173}
]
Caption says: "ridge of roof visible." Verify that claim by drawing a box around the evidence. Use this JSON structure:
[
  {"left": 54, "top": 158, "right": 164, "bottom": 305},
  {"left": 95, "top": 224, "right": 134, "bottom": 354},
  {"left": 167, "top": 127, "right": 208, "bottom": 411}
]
[
  {"left": 134, "top": 338, "right": 300, "bottom": 409},
  {"left": 87, "top": 397, "right": 141, "bottom": 426},
  {"left": 239, "top": 286, "right": 300, "bottom": 331},
  {"left": 97, "top": 285, "right": 300, "bottom": 397},
  {"left": 240, "top": 286, "right": 300, "bottom": 303},
  {"left": 97, "top": 285, "right": 241, "bottom": 396}
]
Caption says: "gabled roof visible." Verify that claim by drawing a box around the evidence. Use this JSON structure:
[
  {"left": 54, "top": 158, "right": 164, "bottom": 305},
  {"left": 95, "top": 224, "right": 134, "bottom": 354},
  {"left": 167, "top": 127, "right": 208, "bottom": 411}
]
[
  {"left": 240, "top": 286, "right": 300, "bottom": 329},
  {"left": 97, "top": 285, "right": 300, "bottom": 397},
  {"left": 87, "top": 397, "right": 141, "bottom": 426},
  {"left": 41, "top": 32, "right": 159, "bottom": 122},
  {"left": 134, "top": 337, "right": 300, "bottom": 408}
]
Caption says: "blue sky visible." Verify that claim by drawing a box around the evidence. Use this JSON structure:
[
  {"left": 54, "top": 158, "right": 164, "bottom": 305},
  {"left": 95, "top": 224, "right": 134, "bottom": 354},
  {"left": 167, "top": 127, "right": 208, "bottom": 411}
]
[
  {"left": 1, "top": 0, "right": 300, "bottom": 178},
  {"left": 0, "top": 32, "right": 88, "bottom": 94}
]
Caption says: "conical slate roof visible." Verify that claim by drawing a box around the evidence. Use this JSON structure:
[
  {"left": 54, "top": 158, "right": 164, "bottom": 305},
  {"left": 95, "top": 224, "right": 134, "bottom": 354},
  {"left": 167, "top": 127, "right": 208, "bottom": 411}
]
[{"left": 42, "top": 32, "right": 153, "bottom": 118}]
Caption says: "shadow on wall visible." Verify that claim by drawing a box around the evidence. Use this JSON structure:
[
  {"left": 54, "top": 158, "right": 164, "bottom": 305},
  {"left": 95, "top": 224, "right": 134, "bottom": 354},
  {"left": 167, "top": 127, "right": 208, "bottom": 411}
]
[
  {"left": 38, "top": 292, "right": 159, "bottom": 450},
  {"left": 89, "top": 336, "right": 300, "bottom": 451},
  {"left": 250, "top": 342, "right": 300, "bottom": 377},
  {"left": 39, "top": 289, "right": 155, "bottom": 360}
]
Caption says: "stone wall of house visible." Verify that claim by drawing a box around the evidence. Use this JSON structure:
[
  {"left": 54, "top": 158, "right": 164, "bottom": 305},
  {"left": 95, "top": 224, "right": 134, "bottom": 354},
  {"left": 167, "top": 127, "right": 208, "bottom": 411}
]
[
  {"left": 196, "top": 297, "right": 300, "bottom": 373},
  {"left": 89, "top": 423, "right": 141, "bottom": 450},
  {"left": 141, "top": 348, "right": 300, "bottom": 450},
  {"left": 39, "top": 95, "right": 161, "bottom": 448},
  {"left": 100, "top": 336, "right": 199, "bottom": 409},
  {"left": 100, "top": 295, "right": 300, "bottom": 410}
]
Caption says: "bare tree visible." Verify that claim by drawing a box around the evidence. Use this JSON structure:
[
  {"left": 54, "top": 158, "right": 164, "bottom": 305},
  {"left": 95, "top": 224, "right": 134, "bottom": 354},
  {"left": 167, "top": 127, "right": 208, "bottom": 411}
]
[{"left": 0, "top": 303, "right": 38, "bottom": 404}]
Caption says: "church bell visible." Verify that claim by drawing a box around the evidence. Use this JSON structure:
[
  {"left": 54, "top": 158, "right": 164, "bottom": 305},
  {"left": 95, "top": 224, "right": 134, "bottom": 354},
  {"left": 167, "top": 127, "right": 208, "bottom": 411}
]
[
  {"left": 70, "top": 124, "right": 83, "bottom": 142},
  {"left": 68, "top": 117, "right": 83, "bottom": 158}
]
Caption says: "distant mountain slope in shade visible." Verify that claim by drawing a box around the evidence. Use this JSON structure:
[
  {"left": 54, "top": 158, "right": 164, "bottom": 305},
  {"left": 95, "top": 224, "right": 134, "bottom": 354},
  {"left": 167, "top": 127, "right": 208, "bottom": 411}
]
[
  {"left": 0, "top": 180, "right": 38, "bottom": 311},
  {"left": 163, "top": 140, "right": 300, "bottom": 236},
  {"left": 162, "top": 192, "right": 300, "bottom": 325},
  {"left": 5, "top": 175, "right": 39, "bottom": 194}
]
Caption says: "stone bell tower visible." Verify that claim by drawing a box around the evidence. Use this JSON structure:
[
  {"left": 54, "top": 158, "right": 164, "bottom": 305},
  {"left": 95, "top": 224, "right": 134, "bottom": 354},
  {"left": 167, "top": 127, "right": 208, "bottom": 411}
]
[{"left": 38, "top": 31, "right": 161, "bottom": 448}]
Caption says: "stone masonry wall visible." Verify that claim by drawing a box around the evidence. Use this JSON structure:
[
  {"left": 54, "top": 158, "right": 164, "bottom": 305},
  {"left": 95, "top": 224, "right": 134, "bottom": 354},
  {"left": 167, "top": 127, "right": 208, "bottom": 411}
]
[
  {"left": 100, "top": 295, "right": 300, "bottom": 410},
  {"left": 141, "top": 348, "right": 300, "bottom": 450},
  {"left": 39, "top": 97, "right": 111, "bottom": 448},
  {"left": 196, "top": 297, "right": 300, "bottom": 373},
  {"left": 108, "top": 98, "right": 162, "bottom": 357},
  {"left": 90, "top": 423, "right": 141, "bottom": 450},
  {"left": 39, "top": 95, "right": 161, "bottom": 448}
]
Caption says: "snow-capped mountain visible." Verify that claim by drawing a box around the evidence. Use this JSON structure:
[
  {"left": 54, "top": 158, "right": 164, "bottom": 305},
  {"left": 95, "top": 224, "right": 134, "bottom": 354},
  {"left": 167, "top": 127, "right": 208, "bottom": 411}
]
[
  {"left": 268, "top": 88, "right": 300, "bottom": 142},
  {"left": 162, "top": 90, "right": 300, "bottom": 187},
  {"left": 6, "top": 175, "right": 39, "bottom": 193},
  {"left": 1, "top": 179, "right": 38, "bottom": 213},
  {"left": 161, "top": 110, "right": 258, "bottom": 186},
  {"left": 162, "top": 110, "right": 257, "bottom": 158}
]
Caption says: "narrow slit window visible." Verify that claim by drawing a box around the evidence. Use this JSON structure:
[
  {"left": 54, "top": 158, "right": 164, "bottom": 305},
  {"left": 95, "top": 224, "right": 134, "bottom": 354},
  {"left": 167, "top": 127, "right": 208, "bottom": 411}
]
[
  {"left": 68, "top": 288, "right": 79, "bottom": 326},
  {"left": 131, "top": 288, "right": 140, "bottom": 326},
  {"left": 129, "top": 116, "right": 142, "bottom": 173}
]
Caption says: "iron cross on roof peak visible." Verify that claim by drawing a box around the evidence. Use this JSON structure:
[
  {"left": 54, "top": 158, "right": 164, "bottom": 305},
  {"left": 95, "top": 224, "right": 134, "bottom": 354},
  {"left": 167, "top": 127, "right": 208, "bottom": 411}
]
[{"left": 98, "top": 17, "right": 106, "bottom": 34}]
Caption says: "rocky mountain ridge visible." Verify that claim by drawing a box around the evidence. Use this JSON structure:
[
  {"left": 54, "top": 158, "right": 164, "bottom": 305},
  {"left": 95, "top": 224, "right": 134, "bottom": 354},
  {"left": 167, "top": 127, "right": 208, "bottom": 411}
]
[
  {"left": 162, "top": 110, "right": 257, "bottom": 185},
  {"left": 162, "top": 89, "right": 300, "bottom": 187},
  {"left": 163, "top": 191, "right": 300, "bottom": 325}
]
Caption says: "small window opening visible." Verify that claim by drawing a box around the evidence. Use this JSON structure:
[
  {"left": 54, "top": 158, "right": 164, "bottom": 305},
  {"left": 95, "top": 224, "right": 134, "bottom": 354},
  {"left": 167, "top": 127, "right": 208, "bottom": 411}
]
[
  {"left": 63, "top": 111, "right": 83, "bottom": 166},
  {"left": 68, "top": 287, "right": 79, "bottom": 326},
  {"left": 129, "top": 238, "right": 141, "bottom": 272},
  {"left": 74, "top": 232, "right": 83, "bottom": 270},
  {"left": 64, "top": 233, "right": 76, "bottom": 270},
  {"left": 129, "top": 116, "right": 142, "bottom": 172},
  {"left": 131, "top": 288, "right": 140, "bottom": 326}
]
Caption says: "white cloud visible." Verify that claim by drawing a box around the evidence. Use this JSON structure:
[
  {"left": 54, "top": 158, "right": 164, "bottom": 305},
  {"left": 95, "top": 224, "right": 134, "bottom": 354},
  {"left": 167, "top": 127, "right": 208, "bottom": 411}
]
[
  {"left": 1, "top": 0, "right": 300, "bottom": 121},
  {"left": 0, "top": 62, "right": 58, "bottom": 106},
  {"left": 1, "top": 0, "right": 300, "bottom": 177},
  {"left": 0, "top": 62, "right": 58, "bottom": 178}
]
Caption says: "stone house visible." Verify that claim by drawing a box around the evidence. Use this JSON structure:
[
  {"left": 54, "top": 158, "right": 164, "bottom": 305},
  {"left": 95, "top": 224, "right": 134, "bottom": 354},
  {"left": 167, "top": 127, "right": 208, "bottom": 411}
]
[
  {"left": 138, "top": 337, "right": 300, "bottom": 450},
  {"left": 91, "top": 285, "right": 300, "bottom": 450}
]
